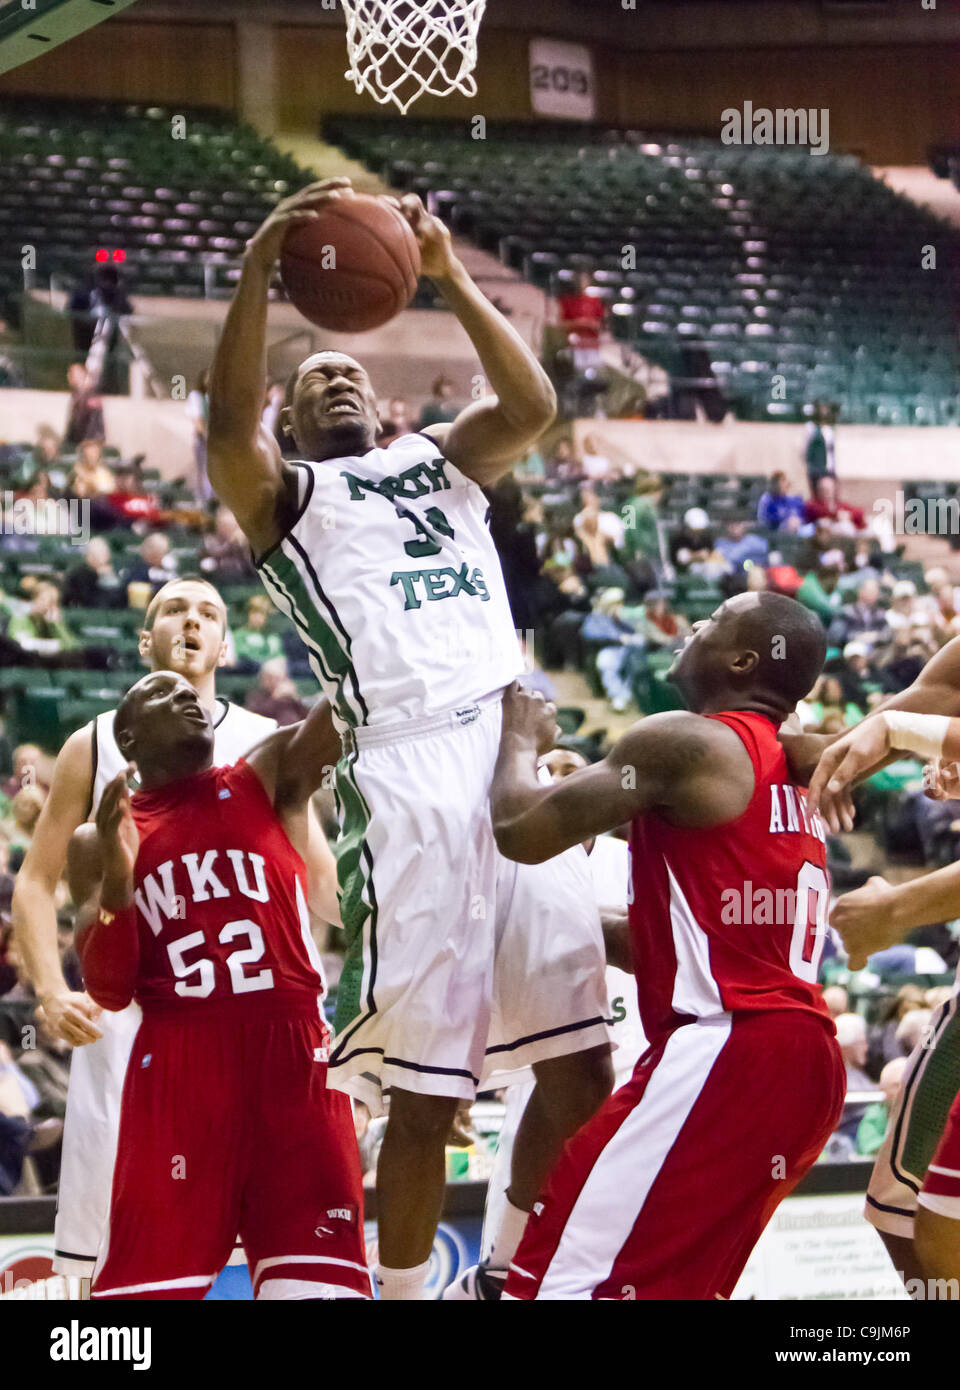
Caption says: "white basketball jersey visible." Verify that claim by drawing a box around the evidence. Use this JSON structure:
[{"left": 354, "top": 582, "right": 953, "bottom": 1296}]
[
  {"left": 588, "top": 833, "right": 647, "bottom": 1085},
  {"left": 89, "top": 700, "right": 277, "bottom": 813},
  {"left": 257, "top": 432, "right": 522, "bottom": 729}
]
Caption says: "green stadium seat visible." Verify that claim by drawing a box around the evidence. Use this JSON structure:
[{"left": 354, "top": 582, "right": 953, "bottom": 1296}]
[
  {"left": 15, "top": 687, "right": 68, "bottom": 746},
  {"left": 0, "top": 666, "right": 49, "bottom": 691},
  {"left": 322, "top": 115, "right": 959, "bottom": 423},
  {"left": 58, "top": 697, "right": 119, "bottom": 736}
]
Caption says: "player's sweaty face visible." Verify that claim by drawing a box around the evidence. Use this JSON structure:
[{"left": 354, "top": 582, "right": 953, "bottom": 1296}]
[
  {"left": 292, "top": 355, "right": 378, "bottom": 452},
  {"left": 147, "top": 590, "right": 225, "bottom": 676},
  {"left": 123, "top": 672, "right": 214, "bottom": 764}
]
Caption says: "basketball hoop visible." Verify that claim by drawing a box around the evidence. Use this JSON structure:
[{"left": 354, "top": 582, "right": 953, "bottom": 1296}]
[{"left": 341, "top": 0, "right": 487, "bottom": 116}]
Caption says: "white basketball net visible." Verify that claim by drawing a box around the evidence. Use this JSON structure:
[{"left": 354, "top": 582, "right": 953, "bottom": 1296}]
[{"left": 341, "top": 0, "right": 487, "bottom": 115}]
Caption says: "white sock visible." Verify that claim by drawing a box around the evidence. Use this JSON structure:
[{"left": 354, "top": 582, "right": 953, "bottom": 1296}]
[
  {"left": 487, "top": 1194, "right": 531, "bottom": 1272},
  {"left": 375, "top": 1259, "right": 431, "bottom": 1301}
]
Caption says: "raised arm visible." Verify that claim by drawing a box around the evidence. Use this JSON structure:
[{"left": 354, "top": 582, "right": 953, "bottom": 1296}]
[
  {"left": 831, "top": 860, "right": 960, "bottom": 972},
  {"left": 80, "top": 771, "right": 140, "bottom": 1013},
  {"left": 876, "top": 634, "right": 960, "bottom": 718},
  {"left": 243, "top": 701, "right": 343, "bottom": 922},
  {"left": 808, "top": 703, "right": 960, "bottom": 831},
  {"left": 490, "top": 684, "right": 754, "bottom": 864},
  {"left": 207, "top": 179, "right": 351, "bottom": 557},
  {"left": 397, "top": 197, "right": 556, "bottom": 486},
  {"left": 11, "top": 727, "right": 103, "bottom": 1046},
  {"left": 789, "top": 634, "right": 960, "bottom": 830},
  {"left": 244, "top": 697, "right": 341, "bottom": 808}
]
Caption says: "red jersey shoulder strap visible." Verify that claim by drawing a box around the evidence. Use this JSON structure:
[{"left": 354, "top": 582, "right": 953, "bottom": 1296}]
[
  {"left": 703, "top": 710, "right": 783, "bottom": 787},
  {"left": 220, "top": 756, "right": 277, "bottom": 816}
]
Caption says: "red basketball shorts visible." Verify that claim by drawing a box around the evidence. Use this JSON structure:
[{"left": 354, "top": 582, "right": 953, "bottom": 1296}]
[
  {"left": 504, "top": 1010, "right": 845, "bottom": 1300},
  {"left": 919, "top": 1085, "right": 960, "bottom": 1222},
  {"left": 91, "top": 1006, "right": 371, "bottom": 1301}
]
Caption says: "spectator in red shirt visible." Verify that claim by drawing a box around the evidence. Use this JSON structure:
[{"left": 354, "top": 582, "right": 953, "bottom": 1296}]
[
  {"left": 556, "top": 273, "right": 607, "bottom": 417},
  {"left": 106, "top": 463, "right": 162, "bottom": 527},
  {"left": 557, "top": 272, "right": 606, "bottom": 345},
  {"left": 803, "top": 475, "right": 866, "bottom": 534}
]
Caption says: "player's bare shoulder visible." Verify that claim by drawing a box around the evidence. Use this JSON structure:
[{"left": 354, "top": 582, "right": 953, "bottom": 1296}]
[{"left": 618, "top": 711, "right": 755, "bottom": 827}]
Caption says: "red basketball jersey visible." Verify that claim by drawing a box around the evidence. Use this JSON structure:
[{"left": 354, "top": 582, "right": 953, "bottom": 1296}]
[
  {"left": 129, "top": 759, "right": 325, "bottom": 1019},
  {"left": 628, "top": 710, "right": 833, "bottom": 1043}
]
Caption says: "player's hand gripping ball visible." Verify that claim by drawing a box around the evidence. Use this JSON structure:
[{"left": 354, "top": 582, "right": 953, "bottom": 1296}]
[
  {"left": 390, "top": 193, "right": 457, "bottom": 280},
  {"left": 278, "top": 182, "right": 422, "bottom": 333}
]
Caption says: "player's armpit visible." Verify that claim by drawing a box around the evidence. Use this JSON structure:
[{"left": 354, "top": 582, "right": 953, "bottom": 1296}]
[{"left": 428, "top": 396, "right": 554, "bottom": 487}]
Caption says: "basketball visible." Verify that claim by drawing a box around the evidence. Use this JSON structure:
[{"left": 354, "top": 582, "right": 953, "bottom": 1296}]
[{"left": 280, "top": 192, "right": 421, "bottom": 333}]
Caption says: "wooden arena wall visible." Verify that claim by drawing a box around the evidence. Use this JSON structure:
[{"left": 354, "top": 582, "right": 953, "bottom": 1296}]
[{"left": 0, "top": 19, "right": 954, "bottom": 167}]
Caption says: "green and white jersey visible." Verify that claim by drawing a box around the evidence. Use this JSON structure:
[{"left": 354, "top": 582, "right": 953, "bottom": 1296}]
[{"left": 257, "top": 432, "right": 522, "bottom": 729}]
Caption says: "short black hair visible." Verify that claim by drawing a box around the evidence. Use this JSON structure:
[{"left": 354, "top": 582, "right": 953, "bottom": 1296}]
[{"left": 729, "top": 592, "right": 827, "bottom": 708}]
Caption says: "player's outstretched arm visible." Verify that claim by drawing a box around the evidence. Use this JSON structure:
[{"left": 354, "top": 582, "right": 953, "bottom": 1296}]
[
  {"left": 80, "top": 772, "right": 141, "bottom": 1012},
  {"left": 490, "top": 684, "right": 755, "bottom": 864},
  {"left": 801, "top": 633, "right": 960, "bottom": 830},
  {"left": 11, "top": 728, "right": 103, "bottom": 1046},
  {"left": 832, "top": 861, "right": 960, "bottom": 971},
  {"left": 808, "top": 711, "right": 960, "bottom": 829},
  {"left": 243, "top": 701, "right": 343, "bottom": 921},
  {"left": 245, "top": 697, "right": 341, "bottom": 809},
  {"left": 208, "top": 179, "right": 352, "bottom": 558},
  {"left": 396, "top": 196, "right": 556, "bottom": 486},
  {"left": 874, "top": 633, "right": 960, "bottom": 719}
]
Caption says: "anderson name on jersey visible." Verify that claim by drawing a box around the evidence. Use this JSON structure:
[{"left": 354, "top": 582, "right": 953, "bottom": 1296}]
[{"left": 257, "top": 432, "right": 523, "bottom": 730}]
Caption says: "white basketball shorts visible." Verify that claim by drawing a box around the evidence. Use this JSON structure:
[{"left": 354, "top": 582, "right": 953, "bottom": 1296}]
[
  {"left": 53, "top": 1003, "right": 142, "bottom": 1277},
  {"left": 329, "top": 690, "right": 611, "bottom": 1115}
]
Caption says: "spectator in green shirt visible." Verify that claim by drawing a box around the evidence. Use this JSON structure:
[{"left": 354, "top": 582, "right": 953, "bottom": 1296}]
[
  {"left": 8, "top": 583, "right": 76, "bottom": 660},
  {"left": 621, "top": 477, "right": 663, "bottom": 564},
  {"left": 417, "top": 375, "right": 460, "bottom": 430},
  {"left": 796, "top": 555, "right": 844, "bottom": 626},
  {"left": 856, "top": 1056, "right": 908, "bottom": 1157},
  {"left": 233, "top": 595, "right": 284, "bottom": 670}
]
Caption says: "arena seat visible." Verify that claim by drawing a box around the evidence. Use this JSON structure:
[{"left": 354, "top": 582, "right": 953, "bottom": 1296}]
[
  {"left": 0, "top": 97, "right": 311, "bottom": 316},
  {"left": 324, "top": 116, "right": 960, "bottom": 425}
]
